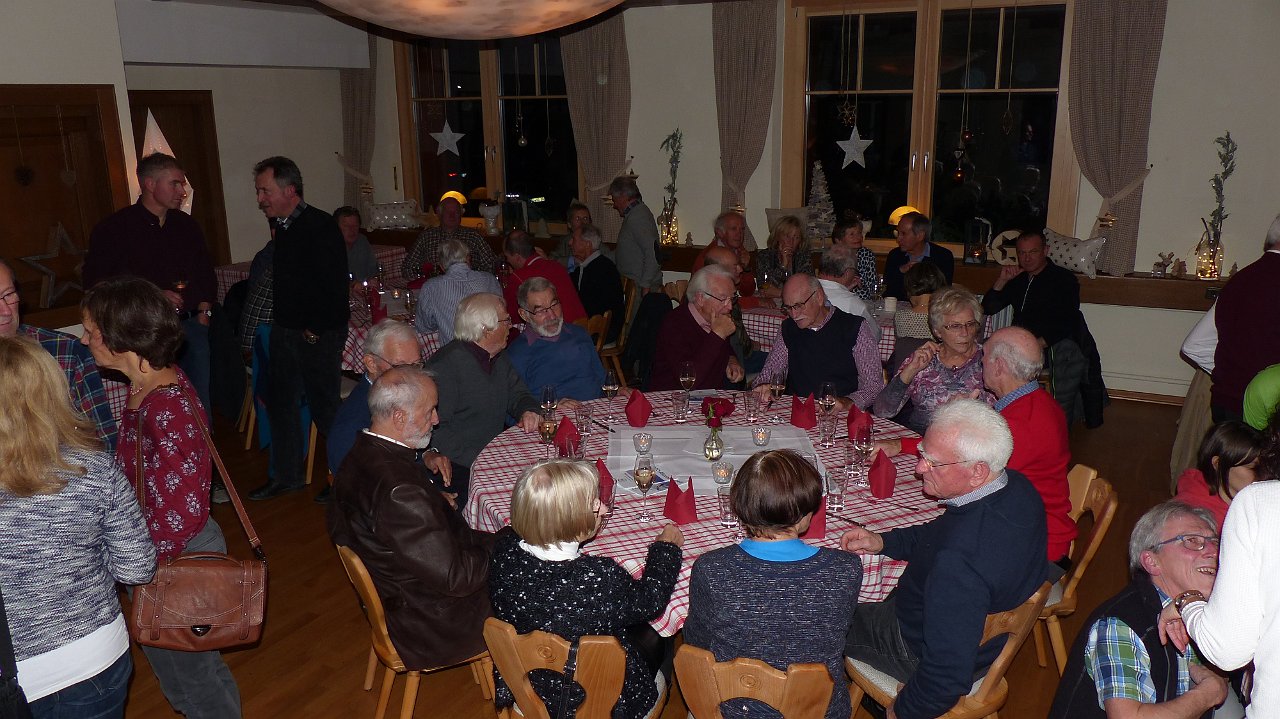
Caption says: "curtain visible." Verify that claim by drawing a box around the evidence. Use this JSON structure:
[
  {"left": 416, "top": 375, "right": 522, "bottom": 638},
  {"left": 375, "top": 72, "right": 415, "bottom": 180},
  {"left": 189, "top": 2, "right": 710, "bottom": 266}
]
[
  {"left": 713, "top": 0, "right": 776, "bottom": 252},
  {"left": 1068, "top": 0, "right": 1168, "bottom": 275},
  {"left": 339, "top": 34, "right": 378, "bottom": 209},
  {"left": 561, "top": 13, "right": 631, "bottom": 243}
]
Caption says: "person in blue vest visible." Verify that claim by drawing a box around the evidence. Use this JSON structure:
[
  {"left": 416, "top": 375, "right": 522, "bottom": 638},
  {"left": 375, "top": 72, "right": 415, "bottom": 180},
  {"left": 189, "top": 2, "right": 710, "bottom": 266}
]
[
  {"left": 506, "top": 277, "right": 605, "bottom": 405},
  {"left": 751, "top": 274, "right": 883, "bottom": 410}
]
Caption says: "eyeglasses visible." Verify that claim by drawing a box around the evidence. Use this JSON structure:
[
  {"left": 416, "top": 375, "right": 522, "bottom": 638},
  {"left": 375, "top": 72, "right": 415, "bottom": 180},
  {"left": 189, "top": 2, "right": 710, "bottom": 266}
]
[
  {"left": 701, "top": 289, "right": 740, "bottom": 305},
  {"left": 0, "top": 288, "right": 17, "bottom": 305},
  {"left": 1150, "top": 534, "right": 1219, "bottom": 552},
  {"left": 521, "top": 300, "right": 561, "bottom": 317},
  {"left": 940, "top": 320, "right": 981, "bottom": 334},
  {"left": 918, "top": 451, "right": 974, "bottom": 469},
  {"left": 779, "top": 290, "right": 817, "bottom": 314},
  {"left": 494, "top": 316, "right": 514, "bottom": 328},
  {"left": 369, "top": 352, "right": 425, "bottom": 370}
]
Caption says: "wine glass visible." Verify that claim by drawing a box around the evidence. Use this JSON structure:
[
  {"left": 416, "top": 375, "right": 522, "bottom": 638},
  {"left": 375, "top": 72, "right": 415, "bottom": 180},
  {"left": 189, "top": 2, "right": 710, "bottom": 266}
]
[
  {"left": 767, "top": 371, "right": 787, "bottom": 424},
  {"left": 850, "top": 424, "right": 874, "bottom": 489},
  {"left": 540, "top": 385, "right": 557, "bottom": 414},
  {"left": 538, "top": 411, "right": 558, "bottom": 459},
  {"left": 818, "top": 382, "right": 837, "bottom": 416},
  {"left": 601, "top": 370, "right": 620, "bottom": 422},
  {"left": 633, "top": 455, "right": 656, "bottom": 522},
  {"left": 679, "top": 362, "right": 696, "bottom": 392}
]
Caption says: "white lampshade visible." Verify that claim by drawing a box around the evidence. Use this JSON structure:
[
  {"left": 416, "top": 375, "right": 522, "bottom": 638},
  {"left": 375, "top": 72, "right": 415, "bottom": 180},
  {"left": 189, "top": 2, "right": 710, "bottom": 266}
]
[{"left": 316, "top": 0, "right": 626, "bottom": 40}]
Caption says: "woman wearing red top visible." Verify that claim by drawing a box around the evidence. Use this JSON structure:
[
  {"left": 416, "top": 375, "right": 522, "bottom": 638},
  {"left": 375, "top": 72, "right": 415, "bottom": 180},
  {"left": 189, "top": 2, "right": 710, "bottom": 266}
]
[
  {"left": 1173, "top": 420, "right": 1262, "bottom": 531},
  {"left": 81, "top": 277, "right": 242, "bottom": 718}
]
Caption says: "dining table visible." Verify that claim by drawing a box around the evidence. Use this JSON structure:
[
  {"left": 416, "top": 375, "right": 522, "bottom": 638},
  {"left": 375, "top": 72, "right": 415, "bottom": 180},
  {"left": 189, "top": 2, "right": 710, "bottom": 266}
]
[{"left": 463, "top": 389, "right": 944, "bottom": 637}]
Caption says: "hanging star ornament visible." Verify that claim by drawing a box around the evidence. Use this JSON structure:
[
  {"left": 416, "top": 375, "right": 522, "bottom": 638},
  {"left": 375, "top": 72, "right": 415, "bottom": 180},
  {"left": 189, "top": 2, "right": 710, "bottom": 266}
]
[
  {"left": 430, "top": 121, "right": 465, "bottom": 157},
  {"left": 837, "top": 126, "right": 873, "bottom": 169}
]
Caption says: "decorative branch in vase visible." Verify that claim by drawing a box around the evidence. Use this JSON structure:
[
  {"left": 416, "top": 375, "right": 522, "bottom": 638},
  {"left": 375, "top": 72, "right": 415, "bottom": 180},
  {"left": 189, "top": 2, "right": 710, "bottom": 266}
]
[
  {"left": 658, "top": 128, "right": 683, "bottom": 246},
  {"left": 1196, "top": 131, "right": 1237, "bottom": 280}
]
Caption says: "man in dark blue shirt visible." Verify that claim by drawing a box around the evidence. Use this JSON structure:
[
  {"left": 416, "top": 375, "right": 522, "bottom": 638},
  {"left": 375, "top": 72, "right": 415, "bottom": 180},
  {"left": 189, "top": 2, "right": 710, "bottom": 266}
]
[{"left": 884, "top": 212, "right": 954, "bottom": 300}]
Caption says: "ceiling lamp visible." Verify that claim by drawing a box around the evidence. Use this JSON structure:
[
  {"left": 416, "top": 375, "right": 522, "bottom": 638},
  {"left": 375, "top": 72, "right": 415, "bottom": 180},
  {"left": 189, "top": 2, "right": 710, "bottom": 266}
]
[{"left": 315, "top": 0, "right": 626, "bottom": 40}]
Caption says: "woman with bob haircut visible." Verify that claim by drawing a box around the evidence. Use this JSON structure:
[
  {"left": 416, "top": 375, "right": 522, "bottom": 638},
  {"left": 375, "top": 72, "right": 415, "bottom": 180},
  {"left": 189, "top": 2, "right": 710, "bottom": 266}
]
[
  {"left": 755, "top": 215, "right": 813, "bottom": 301},
  {"left": 1174, "top": 420, "right": 1263, "bottom": 531},
  {"left": 79, "top": 276, "right": 242, "bottom": 718},
  {"left": 488, "top": 459, "right": 683, "bottom": 718},
  {"left": 0, "top": 336, "right": 156, "bottom": 718},
  {"left": 683, "top": 449, "right": 863, "bottom": 719}
]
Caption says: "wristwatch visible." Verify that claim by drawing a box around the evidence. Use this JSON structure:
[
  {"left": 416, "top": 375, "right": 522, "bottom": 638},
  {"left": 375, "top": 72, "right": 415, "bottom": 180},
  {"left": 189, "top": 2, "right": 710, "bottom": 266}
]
[{"left": 1173, "top": 590, "right": 1207, "bottom": 613}]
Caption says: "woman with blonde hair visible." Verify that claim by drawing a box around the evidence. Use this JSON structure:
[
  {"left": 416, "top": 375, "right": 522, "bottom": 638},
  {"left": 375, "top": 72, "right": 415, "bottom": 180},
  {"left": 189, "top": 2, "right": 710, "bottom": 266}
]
[
  {"left": 874, "top": 285, "right": 991, "bottom": 432},
  {"left": 755, "top": 215, "right": 812, "bottom": 301},
  {"left": 0, "top": 335, "right": 156, "bottom": 718},
  {"left": 489, "top": 459, "right": 683, "bottom": 718},
  {"left": 80, "top": 277, "right": 242, "bottom": 718}
]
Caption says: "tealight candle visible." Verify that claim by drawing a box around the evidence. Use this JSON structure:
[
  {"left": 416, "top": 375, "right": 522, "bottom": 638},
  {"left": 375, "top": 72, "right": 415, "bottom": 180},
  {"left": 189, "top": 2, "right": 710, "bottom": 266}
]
[{"left": 752, "top": 427, "right": 770, "bottom": 446}]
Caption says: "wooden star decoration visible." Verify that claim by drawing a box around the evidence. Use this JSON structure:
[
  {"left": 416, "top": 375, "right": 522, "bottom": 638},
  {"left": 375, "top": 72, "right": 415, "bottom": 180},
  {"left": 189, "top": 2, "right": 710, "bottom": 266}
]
[
  {"left": 837, "top": 126, "right": 873, "bottom": 169},
  {"left": 20, "top": 223, "right": 83, "bottom": 307},
  {"left": 430, "top": 121, "right": 465, "bottom": 157}
]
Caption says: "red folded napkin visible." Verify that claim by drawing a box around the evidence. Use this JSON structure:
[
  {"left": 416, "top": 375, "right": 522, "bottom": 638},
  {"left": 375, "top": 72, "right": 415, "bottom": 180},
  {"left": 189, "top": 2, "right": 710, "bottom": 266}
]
[
  {"left": 625, "top": 391, "right": 652, "bottom": 427},
  {"left": 869, "top": 449, "right": 896, "bottom": 499},
  {"left": 595, "top": 458, "right": 614, "bottom": 501},
  {"left": 554, "top": 416, "right": 580, "bottom": 455},
  {"left": 899, "top": 437, "right": 922, "bottom": 456},
  {"left": 662, "top": 477, "right": 698, "bottom": 525},
  {"left": 800, "top": 498, "right": 826, "bottom": 539},
  {"left": 407, "top": 277, "right": 427, "bottom": 292},
  {"left": 847, "top": 404, "right": 873, "bottom": 436},
  {"left": 420, "top": 261, "right": 435, "bottom": 277},
  {"left": 790, "top": 394, "right": 817, "bottom": 430}
]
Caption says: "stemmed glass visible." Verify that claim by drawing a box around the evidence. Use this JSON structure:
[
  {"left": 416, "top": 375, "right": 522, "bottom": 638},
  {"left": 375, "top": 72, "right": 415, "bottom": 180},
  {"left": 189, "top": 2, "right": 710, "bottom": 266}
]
[
  {"left": 538, "top": 411, "right": 558, "bottom": 459},
  {"left": 818, "top": 382, "right": 837, "bottom": 416},
  {"left": 766, "top": 370, "right": 787, "bottom": 424},
  {"left": 849, "top": 424, "right": 874, "bottom": 489},
  {"left": 633, "top": 455, "right": 656, "bottom": 523},
  {"left": 679, "top": 362, "right": 696, "bottom": 392},
  {"left": 540, "top": 385, "right": 557, "bottom": 415},
  {"left": 601, "top": 370, "right": 620, "bottom": 422}
]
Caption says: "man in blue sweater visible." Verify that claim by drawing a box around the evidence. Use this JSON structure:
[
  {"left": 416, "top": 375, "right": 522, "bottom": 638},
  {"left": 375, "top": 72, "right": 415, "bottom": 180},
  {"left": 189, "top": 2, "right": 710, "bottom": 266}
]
[
  {"left": 506, "top": 277, "right": 605, "bottom": 404},
  {"left": 841, "top": 398, "right": 1049, "bottom": 719}
]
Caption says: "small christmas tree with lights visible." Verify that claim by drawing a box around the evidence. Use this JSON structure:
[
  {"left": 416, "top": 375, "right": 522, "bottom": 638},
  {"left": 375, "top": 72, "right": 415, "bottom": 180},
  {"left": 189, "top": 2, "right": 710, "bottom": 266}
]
[{"left": 807, "top": 160, "right": 836, "bottom": 241}]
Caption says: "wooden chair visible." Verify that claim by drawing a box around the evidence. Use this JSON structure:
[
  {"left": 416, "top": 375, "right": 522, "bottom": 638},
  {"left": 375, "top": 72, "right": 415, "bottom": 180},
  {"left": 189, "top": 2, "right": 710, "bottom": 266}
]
[
  {"left": 1065, "top": 464, "right": 1098, "bottom": 521},
  {"left": 482, "top": 617, "right": 665, "bottom": 719},
  {"left": 335, "top": 546, "right": 492, "bottom": 719},
  {"left": 579, "top": 311, "right": 612, "bottom": 353},
  {"left": 847, "top": 582, "right": 1051, "bottom": 719},
  {"left": 675, "top": 645, "right": 833, "bottom": 719},
  {"left": 599, "top": 278, "right": 638, "bottom": 387},
  {"left": 1033, "top": 474, "right": 1119, "bottom": 674},
  {"left": 662, "top": 279, "right": 688, "bottom": 303}
]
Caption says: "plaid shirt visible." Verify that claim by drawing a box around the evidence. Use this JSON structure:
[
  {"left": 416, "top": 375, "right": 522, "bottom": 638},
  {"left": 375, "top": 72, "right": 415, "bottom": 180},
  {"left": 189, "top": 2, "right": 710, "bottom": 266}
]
[
  {"left": 21, "top": 324, "right": 118, "bottom": 451},
  {"left": 239, "top": 264, "right": 274, "bottom": 355},
  {"left": 402, "top": 225, "right": 498, "bottom": 276},
  {"left": 1083, "top": 594, "right": 1194, "bottom": 706}
]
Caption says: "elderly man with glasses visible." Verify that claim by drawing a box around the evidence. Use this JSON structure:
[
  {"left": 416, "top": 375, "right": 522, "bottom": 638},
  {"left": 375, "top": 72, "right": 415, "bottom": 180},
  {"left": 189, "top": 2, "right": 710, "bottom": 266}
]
[
  {"left": 751, "top": 273, "right": 883, "bottom": 410},
  {"left": 649, "top": 265, "right": 745, "bottom": 391},
  {"left": 319, "top": 319, "right": 456, "bottom": 505},
  {"left": 1049, "top": 501, "right": 1228, "bottom": 719},
  {"left": 841, "top": 399, "right": 1050, "bottom": 719},
  {"left": 506, "top": 277, "right": 606, "bottom": 403}
]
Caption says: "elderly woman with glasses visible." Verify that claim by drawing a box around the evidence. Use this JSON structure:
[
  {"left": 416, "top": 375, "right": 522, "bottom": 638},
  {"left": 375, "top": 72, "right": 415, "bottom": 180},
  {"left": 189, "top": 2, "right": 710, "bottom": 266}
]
[
  {"left": 873, "top": 285, "right": 992, "bottom": 433},
  {"left": 489, "top": 460, "right": 683, "bottom": 718}
]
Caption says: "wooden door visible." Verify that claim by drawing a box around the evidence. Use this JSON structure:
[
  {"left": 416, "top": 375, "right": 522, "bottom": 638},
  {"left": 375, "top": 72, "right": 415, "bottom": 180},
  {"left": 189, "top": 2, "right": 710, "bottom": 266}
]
[{"left": 128, "top": 90, "right": 231, "bottom": 266}]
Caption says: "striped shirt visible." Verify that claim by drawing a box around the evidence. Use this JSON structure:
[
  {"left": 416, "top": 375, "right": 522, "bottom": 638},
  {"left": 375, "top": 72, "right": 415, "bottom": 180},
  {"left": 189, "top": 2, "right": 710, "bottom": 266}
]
[{"left": 413, "top": 264, "right": 501, "bottom": 344}]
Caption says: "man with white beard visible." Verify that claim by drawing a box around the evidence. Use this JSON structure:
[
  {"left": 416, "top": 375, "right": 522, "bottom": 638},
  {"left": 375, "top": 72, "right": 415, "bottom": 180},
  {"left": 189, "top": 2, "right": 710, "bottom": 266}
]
[
  {"left": 327, "top": 365, "right": 495, "bottom": 669},
  {"left": 506, "top": 277, "right": 607, "bottom": 404}
]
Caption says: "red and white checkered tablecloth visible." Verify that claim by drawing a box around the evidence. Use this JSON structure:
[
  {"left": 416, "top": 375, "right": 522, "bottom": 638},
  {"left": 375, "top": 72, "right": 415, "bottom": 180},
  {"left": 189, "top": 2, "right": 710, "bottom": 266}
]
[
  {"left": 214, "top": 244, "right": 408, "bottom": 304},
  {"left": 104, "top": 376, "right": 129, "bottom": 422},
  {"left": 342, "top": 298, "right": 440, "bottom": 372},
  {"left": 464, "top": 390, "right": 943, "bottom": 637}
]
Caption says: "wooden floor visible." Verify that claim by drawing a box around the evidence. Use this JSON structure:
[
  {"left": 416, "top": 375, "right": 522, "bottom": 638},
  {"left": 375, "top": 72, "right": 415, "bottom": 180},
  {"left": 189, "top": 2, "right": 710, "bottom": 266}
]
[{"left": 123, "top": 399, "right": 1182, "bottom": 718}]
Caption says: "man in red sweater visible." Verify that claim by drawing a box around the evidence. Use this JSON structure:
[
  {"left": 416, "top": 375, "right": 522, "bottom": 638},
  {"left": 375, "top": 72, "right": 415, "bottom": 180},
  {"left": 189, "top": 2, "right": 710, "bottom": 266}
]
[
  {"left": 500, "top": 229, "right": 586, "bottom": 324},
  {"left": 983, "top": 326, "right": 1076, "bottom": 566}
]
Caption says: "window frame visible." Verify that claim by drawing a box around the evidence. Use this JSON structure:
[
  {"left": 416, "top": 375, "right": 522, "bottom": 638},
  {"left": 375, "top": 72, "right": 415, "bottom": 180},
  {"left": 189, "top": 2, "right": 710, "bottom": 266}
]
[
  {"left": 781, "top": 0, "right": 1079, "bottom": 243},
  {"left": 393, "top": 39, "right": 584, "bottom": 233}
]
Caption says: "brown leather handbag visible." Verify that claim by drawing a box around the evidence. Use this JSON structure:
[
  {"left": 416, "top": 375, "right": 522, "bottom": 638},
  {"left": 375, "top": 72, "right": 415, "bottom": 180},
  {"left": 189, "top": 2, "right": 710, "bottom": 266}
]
[{"left": 129, "top": 385, "right": 267, "bottom": 652}]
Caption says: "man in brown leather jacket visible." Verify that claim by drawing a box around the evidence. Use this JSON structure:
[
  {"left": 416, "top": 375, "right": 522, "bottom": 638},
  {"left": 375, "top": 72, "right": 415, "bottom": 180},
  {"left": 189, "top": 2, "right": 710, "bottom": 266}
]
[{"left": 328, "top": 366, "right": 494, "bottom": 669}]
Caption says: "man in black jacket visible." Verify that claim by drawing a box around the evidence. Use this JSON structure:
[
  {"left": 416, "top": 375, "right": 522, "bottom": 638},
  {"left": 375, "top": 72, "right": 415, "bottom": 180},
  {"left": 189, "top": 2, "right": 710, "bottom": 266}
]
[{"left": 250, "top": 156, "right": 349, "bottom": 500}]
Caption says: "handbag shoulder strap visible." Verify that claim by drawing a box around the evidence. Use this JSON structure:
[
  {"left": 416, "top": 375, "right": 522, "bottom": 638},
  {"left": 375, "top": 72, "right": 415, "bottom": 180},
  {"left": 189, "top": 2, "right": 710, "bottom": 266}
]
[
  {"left": 171, "top": 384, "right": 267, "bottom": 562},
  {"left": 0, "top": 586, "right": 18, "bottom": 680}
]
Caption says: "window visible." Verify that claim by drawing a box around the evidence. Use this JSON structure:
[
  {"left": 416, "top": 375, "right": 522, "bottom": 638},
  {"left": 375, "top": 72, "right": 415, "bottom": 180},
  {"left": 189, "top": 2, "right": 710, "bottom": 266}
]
[
  {"left": 786, "top": 0, "right": 1076, "bottom": 242},
  {"left": 402, "top": 36, "right": 580, "bottom": 226}
]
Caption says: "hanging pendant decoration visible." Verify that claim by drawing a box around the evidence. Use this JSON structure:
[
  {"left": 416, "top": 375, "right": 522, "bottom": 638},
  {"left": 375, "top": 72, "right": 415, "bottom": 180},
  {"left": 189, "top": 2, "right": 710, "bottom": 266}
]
[
  {"left": 1002, "top": 0, "right": 1020, "bottom": 135},
  {"left": 10, "top": 106, "right": 34, "bottom": 187},
  {"left": 430, "top": 121, "right": 465, "bottom": 156},
  {"left": 837, "top": 126, "right": 873, "bottom": 169}
]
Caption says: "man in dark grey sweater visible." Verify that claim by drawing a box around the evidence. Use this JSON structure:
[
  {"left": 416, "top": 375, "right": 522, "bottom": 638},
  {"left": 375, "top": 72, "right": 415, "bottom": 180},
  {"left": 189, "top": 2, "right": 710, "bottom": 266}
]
[{"left": 425, "top": 292, "right": 541, "bottom": 477}]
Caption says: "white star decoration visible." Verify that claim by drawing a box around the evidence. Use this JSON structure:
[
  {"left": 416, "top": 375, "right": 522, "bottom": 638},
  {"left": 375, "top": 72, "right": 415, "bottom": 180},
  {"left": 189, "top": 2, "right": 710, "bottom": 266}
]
[
  {"left": 430, "top": 121, "right": 465, "bottom": 157},
  {"left": 837, "top": 126, "right": 873, "bottom": 169}
]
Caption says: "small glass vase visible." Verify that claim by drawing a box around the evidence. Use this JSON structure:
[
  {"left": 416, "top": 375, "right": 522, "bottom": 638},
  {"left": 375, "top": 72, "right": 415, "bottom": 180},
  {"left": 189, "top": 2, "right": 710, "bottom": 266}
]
[{"left": 703, "top": 428, "right": 724, "bottom": 461}]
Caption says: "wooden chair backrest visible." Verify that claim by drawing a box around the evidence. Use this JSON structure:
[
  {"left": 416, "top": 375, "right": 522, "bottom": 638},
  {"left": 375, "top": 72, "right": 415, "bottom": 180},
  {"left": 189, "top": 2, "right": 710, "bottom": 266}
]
[
  {"left": 1066, "top": 464, "right": 1098, "bottom": 521},
  {"left": 663, "top": 280, "right": 688, "bottom": 303},
  {"left": 675, "top": 645, "right": 833, "bottom": 719},
  {"left": 618, "top": 277, "right": 639, "bottom": 346},
  {"left": 336, "top": 545, "right": 406, "bottom": 672},
  {"left": 483, "top": 618, "right": 626, "bottom": 719},
  {"left": 582, "top": 311, "right": 612, "bottom": 352},
  {"left": 1058, "top": 477, "right": 1119, "bottom": 608},
  {"left": 969, "top": 581, "right": 1052, "bottom": 704}
]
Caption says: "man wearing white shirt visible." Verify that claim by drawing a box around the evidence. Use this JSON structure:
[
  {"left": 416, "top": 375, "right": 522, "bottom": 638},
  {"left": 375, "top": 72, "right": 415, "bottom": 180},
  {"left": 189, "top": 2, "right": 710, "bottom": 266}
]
[{"left": 816, "top": 244, "right": 880, "bottom": 338}]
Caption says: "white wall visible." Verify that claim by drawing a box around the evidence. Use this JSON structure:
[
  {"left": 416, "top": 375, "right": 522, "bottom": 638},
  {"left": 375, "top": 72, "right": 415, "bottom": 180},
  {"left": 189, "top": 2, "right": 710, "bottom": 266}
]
[
  {"left": 624, "top": 4, "right": 781, "bottom": 250},
  {"left": 1071, "top": 0, "right": 1280, "bottom": 396},
  {"left": 0, "top": 0, "right": 138, "bottom": 196}
]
